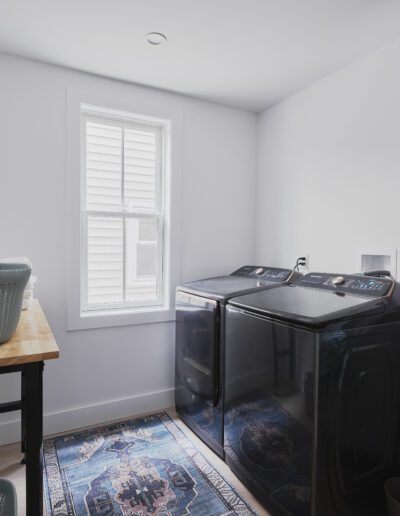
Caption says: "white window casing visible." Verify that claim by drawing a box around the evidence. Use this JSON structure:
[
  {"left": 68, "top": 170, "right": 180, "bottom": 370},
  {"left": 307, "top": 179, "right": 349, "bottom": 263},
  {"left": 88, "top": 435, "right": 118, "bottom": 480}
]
[{"left": 66, "top": 91, "right": 182, "bottom": 330}]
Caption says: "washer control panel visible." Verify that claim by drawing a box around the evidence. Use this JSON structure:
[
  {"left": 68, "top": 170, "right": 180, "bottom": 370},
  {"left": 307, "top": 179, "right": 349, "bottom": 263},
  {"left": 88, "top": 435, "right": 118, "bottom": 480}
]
[
  {"left": 299, "top": 273, "right": 392, "bottom": 297},
  {"left": 233, "top": 266, "right": 292, "bottom": 282}
]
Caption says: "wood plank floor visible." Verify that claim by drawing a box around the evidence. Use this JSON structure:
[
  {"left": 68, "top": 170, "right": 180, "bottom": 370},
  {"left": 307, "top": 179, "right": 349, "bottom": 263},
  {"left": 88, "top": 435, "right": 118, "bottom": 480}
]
[{"left": 0, "top": 408, "right": 269, "bottom": 515}]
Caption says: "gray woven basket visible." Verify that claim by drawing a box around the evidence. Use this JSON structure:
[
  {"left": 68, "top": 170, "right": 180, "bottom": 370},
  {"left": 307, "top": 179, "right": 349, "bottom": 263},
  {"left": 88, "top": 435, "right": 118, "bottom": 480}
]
[
  {"left": 0, "top": 263, "right": 31, "bottom": 344},
  {"left": 0, "top": 479, "right": 17, "bottom": 516}
]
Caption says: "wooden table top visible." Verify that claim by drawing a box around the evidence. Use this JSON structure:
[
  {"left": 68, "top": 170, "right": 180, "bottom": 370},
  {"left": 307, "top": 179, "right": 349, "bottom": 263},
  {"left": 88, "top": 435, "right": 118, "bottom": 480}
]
[{"left": 0, "top": 300, "right": 59, "bottom": 366}]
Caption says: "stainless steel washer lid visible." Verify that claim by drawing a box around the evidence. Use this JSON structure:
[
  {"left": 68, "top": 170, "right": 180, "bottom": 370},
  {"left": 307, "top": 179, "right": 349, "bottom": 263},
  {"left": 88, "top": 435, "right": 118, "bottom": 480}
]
[
  {"left": 228, "top": 284, "right": 386, "bottom": 327},
  {"left": 180, "top": 275, "right": 277, "bottom": 300}
]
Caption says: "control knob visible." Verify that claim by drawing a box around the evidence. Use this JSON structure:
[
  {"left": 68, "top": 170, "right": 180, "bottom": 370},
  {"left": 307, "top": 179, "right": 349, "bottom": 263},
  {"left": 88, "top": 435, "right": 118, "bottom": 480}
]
[{"left": 332, "top": 276, "right": 345, "bottom": 286}]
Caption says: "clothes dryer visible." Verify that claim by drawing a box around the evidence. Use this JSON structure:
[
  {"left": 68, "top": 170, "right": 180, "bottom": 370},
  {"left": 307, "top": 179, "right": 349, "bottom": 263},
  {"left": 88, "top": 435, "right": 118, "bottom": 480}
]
[{"left": 175, "top": 265, "right": 299, "bottom": 458}]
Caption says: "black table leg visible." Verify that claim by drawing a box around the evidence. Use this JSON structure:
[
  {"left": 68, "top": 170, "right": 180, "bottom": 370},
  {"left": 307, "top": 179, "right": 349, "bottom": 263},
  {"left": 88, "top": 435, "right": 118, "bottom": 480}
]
[
  {"left": 21, "top": 369, "right": 26, "bottom": 463},
  {"left": 25, "top": 361, "right": 44, "bottom": 516}
]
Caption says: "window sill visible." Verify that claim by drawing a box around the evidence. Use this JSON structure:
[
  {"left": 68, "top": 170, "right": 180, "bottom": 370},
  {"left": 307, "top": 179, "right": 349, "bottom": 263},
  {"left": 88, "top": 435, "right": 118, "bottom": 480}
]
[{"left": 67, "top": 306, "right": 175, "bottom": 331}]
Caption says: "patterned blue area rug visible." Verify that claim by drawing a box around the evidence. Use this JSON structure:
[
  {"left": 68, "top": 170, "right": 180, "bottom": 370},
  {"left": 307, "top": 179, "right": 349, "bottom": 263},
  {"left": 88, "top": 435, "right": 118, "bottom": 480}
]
[
  {"left": 225, "top": 393, "right": 311, "bottom": 516},
  {"left": 43, "top": 412, "right": 257, "bottom": 515}
]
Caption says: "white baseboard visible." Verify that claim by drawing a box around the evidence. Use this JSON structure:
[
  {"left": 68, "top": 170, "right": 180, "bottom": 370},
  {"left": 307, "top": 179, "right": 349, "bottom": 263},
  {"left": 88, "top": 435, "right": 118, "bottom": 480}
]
[{"left": 0, "top": 387, "right": 175, "bottom": 446}]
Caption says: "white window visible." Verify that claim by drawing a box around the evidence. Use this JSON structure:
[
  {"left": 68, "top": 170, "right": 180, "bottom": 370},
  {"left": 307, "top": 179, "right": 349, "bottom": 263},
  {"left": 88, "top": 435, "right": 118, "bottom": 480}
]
[{"left": 81, "top": 105, "right": 169, "bottom": 315}]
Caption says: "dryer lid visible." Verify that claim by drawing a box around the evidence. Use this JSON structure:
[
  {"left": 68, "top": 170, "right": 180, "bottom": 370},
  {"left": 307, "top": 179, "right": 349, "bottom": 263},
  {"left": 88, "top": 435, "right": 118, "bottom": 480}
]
[
  {"left": 180, "top": 275, "right": 275, "bottom": 300},
  {"left": 179, "top": 266, "right": 295, "bottom": 301}
]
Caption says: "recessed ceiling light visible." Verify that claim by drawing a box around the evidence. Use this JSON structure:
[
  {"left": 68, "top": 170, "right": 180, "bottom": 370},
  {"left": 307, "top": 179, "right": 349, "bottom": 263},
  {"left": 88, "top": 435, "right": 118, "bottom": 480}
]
[{"left": 145, "top": 32, "right": 167, "bottom": 46}]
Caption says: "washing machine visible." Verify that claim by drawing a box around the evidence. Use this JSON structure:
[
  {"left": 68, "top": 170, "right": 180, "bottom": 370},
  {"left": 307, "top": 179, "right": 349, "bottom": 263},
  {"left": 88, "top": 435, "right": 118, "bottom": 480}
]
[
  {"left": 175, "top": 265, "right": 300, "bottom": 458},
  {"left": 224, "top": 271, "right": 400, "bottom": 516}
]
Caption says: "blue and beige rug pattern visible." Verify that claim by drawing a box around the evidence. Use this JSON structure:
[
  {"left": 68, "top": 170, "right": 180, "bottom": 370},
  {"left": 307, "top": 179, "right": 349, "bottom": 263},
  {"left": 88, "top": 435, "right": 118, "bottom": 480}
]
[
  {"left": 43, "top": 412, "right": 256, "bottom": 515},
  {"left": 225, "top": 394, "right": 311, "bottom": 516}
]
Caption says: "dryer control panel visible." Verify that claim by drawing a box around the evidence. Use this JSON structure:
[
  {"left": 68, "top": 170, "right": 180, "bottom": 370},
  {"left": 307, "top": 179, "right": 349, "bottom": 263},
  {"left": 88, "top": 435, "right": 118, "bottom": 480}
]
[
  {"left": 233, "top": 266, "right": 292, "bottom": 282},
  {"left": 299, "top": 273, "right": 393, "bottom": 297}
]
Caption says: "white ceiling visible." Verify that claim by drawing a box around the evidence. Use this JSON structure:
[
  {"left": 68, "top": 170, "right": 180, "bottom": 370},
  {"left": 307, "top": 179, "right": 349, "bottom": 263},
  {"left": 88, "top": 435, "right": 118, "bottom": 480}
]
[{"left": 1, "top": 0, "right": 400, "bottom": 112}]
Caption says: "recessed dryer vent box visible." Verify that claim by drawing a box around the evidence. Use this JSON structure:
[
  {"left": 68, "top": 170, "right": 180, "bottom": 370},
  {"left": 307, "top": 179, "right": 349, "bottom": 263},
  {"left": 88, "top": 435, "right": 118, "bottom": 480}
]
[{"left": 358, "top": 248, "right": 397, "bottom": 278}]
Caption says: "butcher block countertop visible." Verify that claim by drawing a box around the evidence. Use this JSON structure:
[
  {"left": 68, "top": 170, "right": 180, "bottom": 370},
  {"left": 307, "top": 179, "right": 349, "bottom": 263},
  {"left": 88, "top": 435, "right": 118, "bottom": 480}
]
[{"left": 0, "top": 299, "right": 59, "bottom": 366}]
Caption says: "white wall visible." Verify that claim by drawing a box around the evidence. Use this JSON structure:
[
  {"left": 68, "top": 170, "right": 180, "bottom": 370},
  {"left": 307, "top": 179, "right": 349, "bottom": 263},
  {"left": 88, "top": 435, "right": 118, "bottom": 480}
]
[
  {"left": 256, "top": 39, "right": 400, "bottom": 274},
  {"left": 6, "top": 36, "right": 399, "bottom": 446},
  {"left": 0, "top": 53, "right": 257, "bottom": 444}
]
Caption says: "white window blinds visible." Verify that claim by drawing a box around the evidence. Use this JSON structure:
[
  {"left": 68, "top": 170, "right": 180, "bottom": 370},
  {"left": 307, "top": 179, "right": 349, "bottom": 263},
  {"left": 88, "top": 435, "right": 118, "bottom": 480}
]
[{"left": 81, "top": 108, "right": 165, "bottom": 312}]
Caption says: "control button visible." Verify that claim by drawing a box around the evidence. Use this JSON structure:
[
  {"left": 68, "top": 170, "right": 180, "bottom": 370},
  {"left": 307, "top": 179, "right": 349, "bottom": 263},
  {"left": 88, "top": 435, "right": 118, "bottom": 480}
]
[
  {"left": 332, "top": 276, "right": 345, "bottom": 286},
  {"left": 255, "top": 267, "right": 264, "bottom": 275}
]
